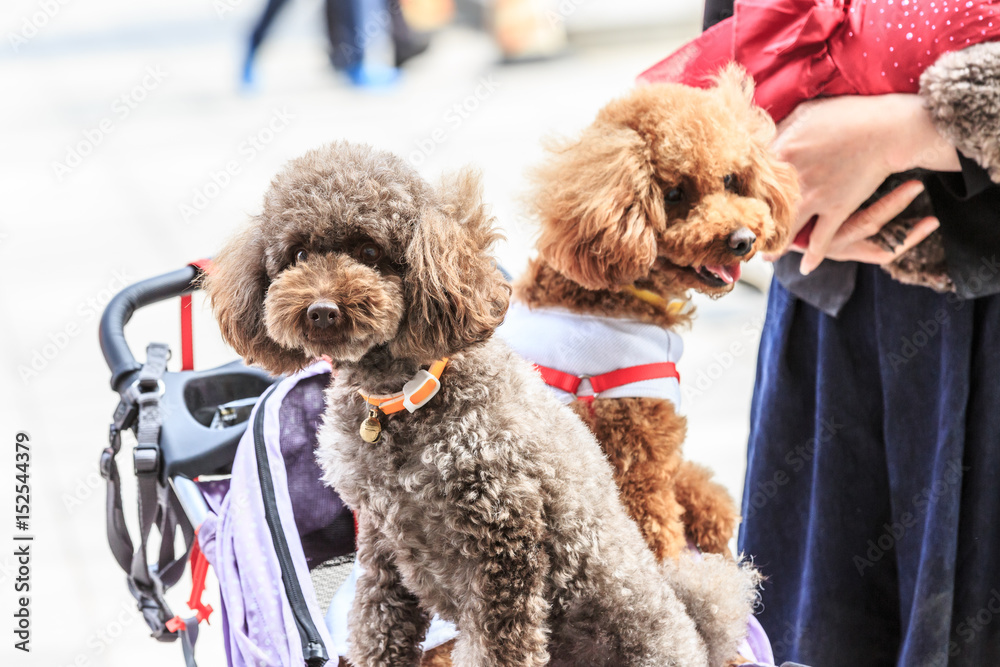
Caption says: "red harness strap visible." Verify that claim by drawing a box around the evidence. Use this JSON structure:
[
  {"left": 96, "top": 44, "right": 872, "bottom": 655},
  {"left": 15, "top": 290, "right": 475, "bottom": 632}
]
[
  {"left": 535, "top": 365, "right": 585, "bottom": 395},
  {"left": 533, "top": 362, "right": 680, "bottom": 401},
  {"left": 180, "top": 259, "right": 214, "bottom": 372}
]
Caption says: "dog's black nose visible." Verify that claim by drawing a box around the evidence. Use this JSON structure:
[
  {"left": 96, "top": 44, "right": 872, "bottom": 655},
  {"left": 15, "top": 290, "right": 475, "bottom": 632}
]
[
  {"left": 307, "top": 302, "right": 340, "bottom": 329},
  {"left": 728, "top": 228, "right": 756, "bottom": 256}
]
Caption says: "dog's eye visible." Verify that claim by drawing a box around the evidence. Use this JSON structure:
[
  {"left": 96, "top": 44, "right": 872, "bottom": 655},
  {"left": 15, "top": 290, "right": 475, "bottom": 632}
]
[
  {"left": 294, "top": 249, "right": 308, "bottom": 263},
  {"left": 723, "top": 174, "right": 739, "bottom": 193},
  {"left": 665, "top": 186, "right": 684, "bottom": 204},
  {"left": 358, "top": 243, "right": 381, "bottom": 263}
]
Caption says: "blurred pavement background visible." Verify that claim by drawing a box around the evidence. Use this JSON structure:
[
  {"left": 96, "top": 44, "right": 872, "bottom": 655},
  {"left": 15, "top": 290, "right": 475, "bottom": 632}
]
[{"left": 0, "top": 0, "right": 775, "bottom": 664}]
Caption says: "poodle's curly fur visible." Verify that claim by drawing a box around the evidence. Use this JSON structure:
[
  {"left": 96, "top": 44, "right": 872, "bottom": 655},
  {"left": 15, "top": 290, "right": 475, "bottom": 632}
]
[
  {"left": 515, "top": 68, "right": 798, "bottom": 561},
  {"left": 531, "top": 67, "right": 795, "bottom": 301},
  {"left": 206, "top": 141, "right": 760, "bottom": 667}
]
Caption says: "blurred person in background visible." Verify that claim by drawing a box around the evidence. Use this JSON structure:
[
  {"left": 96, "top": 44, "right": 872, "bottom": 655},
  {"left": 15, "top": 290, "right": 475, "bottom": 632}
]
[
  {"left": 242, "top": 0, "right": 569, "bottom": 88},
  {"left": 242, "top": 0, "right": 435, "bottom": 87},
  {"left": 489, "top": 0, "right": 566, "bottom": 62}
]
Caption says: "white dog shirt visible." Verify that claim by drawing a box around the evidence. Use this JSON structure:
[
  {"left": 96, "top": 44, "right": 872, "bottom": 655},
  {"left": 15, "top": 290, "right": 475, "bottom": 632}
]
[{"left": 498, "top": 302, "right": 683, "bottom": 407}]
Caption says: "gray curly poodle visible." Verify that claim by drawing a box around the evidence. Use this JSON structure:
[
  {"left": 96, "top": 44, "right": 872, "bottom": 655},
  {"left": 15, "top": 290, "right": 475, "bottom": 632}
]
[{"left": 205, "top": 140, "right": 759, "bottom": 667}]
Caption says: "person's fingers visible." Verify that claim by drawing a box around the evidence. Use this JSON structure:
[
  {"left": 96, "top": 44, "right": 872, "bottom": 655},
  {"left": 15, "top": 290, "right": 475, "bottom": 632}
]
[
  {"left": 831, "top": 245, "right": 896, "bottom": 265},
  {"left": 799, "top": 204, "right": 854, "bottom": 275},
  {"left": 825, "top": 216, "right": 940, "bottom": 265},
  {"left": 798, "top": 179, "right": 927, "bottom": 275},
  {"left": 760, "top": 215, "right": 814, "bottom": 262},
  {"left": 791, "top": 186, "right": 824, "bottom": 232},
  {"left": 762, "top": 247, "right": 804, "bottom": 263},
  {"left": 791, "top": 216, "right": 816, "bottom": 251},
  {"left": 773, "top": 192, "right": 817, "bottom": 256},
  {"left": 883, "top": 216, "right": 941, "bottom": 261},
  {"left": 837, "top": 181, "right": 926, "bottom": 244}
]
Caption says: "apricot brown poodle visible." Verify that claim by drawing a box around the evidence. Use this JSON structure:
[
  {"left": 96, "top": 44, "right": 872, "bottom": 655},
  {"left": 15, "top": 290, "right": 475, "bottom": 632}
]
[
  {"left": 205, "top": 141, "right": 761, "bottom": 667},
  {"left": 502, "top": 67, "right": 798, "bottom": 563}
]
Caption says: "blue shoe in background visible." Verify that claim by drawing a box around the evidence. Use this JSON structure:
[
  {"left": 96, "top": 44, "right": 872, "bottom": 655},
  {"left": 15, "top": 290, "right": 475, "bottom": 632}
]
[
  {"left": 240, "top": 46, "right": 258, "bottom": 92},
  {"left": 345, "top": 63, "right": 399, "bottom": 88}
]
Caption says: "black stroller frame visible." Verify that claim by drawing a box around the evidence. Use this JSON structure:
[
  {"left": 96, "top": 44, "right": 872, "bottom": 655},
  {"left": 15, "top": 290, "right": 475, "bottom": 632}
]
[{"left": 99, "top": 262, "right": 274, "bottom": 664}]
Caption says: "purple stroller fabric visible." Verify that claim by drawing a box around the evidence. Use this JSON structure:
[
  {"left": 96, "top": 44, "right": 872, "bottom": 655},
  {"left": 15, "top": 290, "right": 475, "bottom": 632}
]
[
  {"left": 741, "top": 615, "right": 775, "bottom": 665},
  {"left": 198, "top": 361, "right": 336, "bottom": 667},
  {"left": 275, "top": 371, "right": 355, "bottom": 568}
]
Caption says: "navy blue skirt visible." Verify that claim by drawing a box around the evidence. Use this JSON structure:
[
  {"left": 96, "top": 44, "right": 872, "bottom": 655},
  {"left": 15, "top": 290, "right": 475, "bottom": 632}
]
[{"left": 741, "top": 264, "right": 1000, "bottom": 666}]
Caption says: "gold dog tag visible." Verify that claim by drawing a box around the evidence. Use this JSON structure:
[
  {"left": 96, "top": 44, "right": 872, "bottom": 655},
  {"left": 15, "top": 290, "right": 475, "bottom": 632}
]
[{"left": 359, "top": 409, "right": 382, "bottom": 443}]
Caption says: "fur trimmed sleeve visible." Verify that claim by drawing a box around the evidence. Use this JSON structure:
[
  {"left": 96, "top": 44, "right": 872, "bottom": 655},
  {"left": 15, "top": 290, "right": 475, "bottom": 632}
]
[{"left": 920, "top": 42, "right": 1000, "bottom": 183}]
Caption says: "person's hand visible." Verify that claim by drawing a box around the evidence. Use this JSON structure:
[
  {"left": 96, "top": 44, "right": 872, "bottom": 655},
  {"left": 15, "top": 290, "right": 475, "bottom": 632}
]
[
  {"left": 777, "top": 180, "right": 940, "bottom": 265},
  {"left": 768, "top": 94, "right": 959, "bottom": 274}
]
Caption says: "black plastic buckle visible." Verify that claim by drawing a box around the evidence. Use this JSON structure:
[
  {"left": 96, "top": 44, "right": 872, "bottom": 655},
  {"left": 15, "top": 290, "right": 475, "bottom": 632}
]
[
  {"left": 127, "top": 577, "right": 174, "bottom": 640},
  {"left": 125, "top": 378, "right": 163, "bottom": 409},
  {"left": 134, "top": 447, "right": 160, "bottom": 476},
  {"left": 135, "top": 382, "right": 164, "bottom": 407},
  {"left": 100, "top": 446, "right": 115, "bottom": 480},
  {"left": 138, "top": 377, "right": 161, "bottom": 394},
  {"left": 113, "top": 399, "right": 136, "bottom": 431}
]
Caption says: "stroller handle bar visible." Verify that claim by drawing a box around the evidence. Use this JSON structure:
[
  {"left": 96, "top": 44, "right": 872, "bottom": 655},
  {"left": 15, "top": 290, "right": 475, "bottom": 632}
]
[{"left": 100, "top": 264, "right": 202, "bottom": 394}]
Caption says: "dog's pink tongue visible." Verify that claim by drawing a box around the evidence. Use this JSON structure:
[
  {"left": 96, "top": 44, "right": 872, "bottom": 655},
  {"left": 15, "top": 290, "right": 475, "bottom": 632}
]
[{"left": 706, "top": 264, "right": 742, "bottom": 284}]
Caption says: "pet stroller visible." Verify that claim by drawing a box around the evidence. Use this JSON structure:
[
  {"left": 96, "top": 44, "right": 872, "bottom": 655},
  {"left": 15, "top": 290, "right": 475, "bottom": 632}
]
[
  {"left": 98, "top": 262, "right": 787, "bottom": 667},
  {"left": 98, "top": 260, "right": 457, "bottom": 666}
]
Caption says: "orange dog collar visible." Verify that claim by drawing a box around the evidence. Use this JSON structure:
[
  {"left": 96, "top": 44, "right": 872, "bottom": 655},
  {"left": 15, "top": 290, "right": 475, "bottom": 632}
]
[{"left": 358, "top": 358, "right": 449, "bottom": 415}]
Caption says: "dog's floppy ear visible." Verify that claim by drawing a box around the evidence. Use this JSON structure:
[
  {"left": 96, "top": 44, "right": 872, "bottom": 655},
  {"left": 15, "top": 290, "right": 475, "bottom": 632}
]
[
  {"left": 714, "top": 64, "right": 798, "bottom": 251},
  {"left": 204, "top": 224, "right": 311, "bottom": 375},
  {"left": 532, "top": 125, "right": 658, "bottom": 290},
  {"left": 390, "top": 169, "right": 511, "bottom": 361}
]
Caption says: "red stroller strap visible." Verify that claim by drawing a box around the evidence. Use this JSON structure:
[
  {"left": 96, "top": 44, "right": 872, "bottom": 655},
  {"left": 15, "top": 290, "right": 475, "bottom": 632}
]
[
  {"left": 166, "top": 529, "right": 214, "bottom": 632},
  {"left": 180, "top": 260, "right": 213, "bottom": 372}
]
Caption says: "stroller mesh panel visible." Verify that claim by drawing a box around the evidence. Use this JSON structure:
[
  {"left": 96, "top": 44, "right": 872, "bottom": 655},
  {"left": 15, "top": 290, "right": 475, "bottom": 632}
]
[{"left": 310, "top": 553, "right": 357, "bottom": 613}]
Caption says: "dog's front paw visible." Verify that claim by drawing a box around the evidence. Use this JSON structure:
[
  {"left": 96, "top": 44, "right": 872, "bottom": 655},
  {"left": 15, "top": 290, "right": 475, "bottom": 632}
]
[
  {"left": 868, "top": 216, "right": 917, "bottom": 253},
  {"left": 862, "top": 172, "right": 954, "bottom": 292},
  {"left": 882, "top": 231, "right": 954, "bottom": 293}
]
